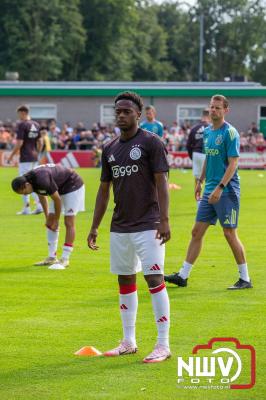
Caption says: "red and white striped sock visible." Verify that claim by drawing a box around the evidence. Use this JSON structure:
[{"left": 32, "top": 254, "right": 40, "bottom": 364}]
[
  {"left": 149, "top": 282, "right": 170, "bottom": 348},
  {"left": 62, "top": 243, "right": 73, "bottom": 260},
  {"left": 47, "top": 228, "right": 59, "bottom": 258},
  {"left": 119, "top": 284, "right": 138, "bottom": 347}
]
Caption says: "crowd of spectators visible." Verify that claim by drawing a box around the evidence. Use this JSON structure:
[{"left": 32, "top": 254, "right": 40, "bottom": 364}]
[
  {"left": 163, "top": 120, "right": 266, "bottom": 153},
  {"left": 0, "top": 120, "right": 16, "bottom": 150},
  {"left": 0, "top": 118, "right": 266, "bottom": 154}
]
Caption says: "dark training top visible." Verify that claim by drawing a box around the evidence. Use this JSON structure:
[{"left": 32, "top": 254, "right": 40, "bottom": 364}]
[
  {"left": 101, "top": 128, "right": 169, "bottom": 233},
  {"left": 16, "top": 120, "right": 41, "bottom": 162},
  {"left": 25, "top": 164, "right": 83, "bottom": 196},
  {"left": 186, "top": 121, "right": 209, "bottom": 160}
]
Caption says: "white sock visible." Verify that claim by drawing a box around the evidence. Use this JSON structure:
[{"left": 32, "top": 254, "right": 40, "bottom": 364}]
[
  {"left": 238, "top": 263, "right": 250, "bottom": 282},
  {"left": 31, "top": 192, "right": 42, "bottom": 209},
  {"left": 23, "top": 195, "right": 30, "bottom": 208},
  {"left": 119, "top": 284, "right": 138, "bottom": 347},
  {"left": 47, "top": 228, "right": 59, "bottom": 258},
  {"left": 179, "top": 260, "right": 193, "bottom": 279},
  {"left": 62, "top": 243, "right": 73, "bottom": 260},
  {"left": 150, "top": 282, "right": 170, "bottom": 348}
]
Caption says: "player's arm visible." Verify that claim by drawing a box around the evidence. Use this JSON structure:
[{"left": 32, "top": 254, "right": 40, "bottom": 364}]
[
  {"left": 220, "top": 156, "right": 239, "bottom": 187},
  {"left": 47, "top": 191, "right": 61, "bottom": 231},
  {"left": 154, "top": 172, "right": 170, "bottom": 245},
  {"left": 38, "top": 195, "right": 49, "bottom": 218},
  {"left": 195, "top": 159, "right": 206, "bottom": 201},
  {"left": 87, "top": 181, "right": 111, "bottom": 250},
  {"left": 208, "top": 157, "right": 239, "bottom": 204},
  {"left": 7, "top": 139, "right": 23, "bottom": 162}
]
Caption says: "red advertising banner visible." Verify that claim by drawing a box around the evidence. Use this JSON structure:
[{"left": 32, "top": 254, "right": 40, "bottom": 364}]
[
  {"left": 44, "top": 151, "right": 95, "bottom": 168},
  {"left": 168, "top": 151, "right": 266, "bottom": 169},
  {"left": 1, "top": 150, "right": 266, "bottom": 169},
  {"left": 237, "top": 152, "right": 266, "bottom": 169},
  {"left": 167, "top": 152, "right": 192, "bottom": 169},
  {"left": 0, "top": 150, "right": 95, "bottom": 168}
]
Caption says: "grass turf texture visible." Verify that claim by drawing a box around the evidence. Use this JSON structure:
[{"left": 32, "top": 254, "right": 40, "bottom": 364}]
[{"left": 0, "top": 168, "right": 265, "bottom": 400}]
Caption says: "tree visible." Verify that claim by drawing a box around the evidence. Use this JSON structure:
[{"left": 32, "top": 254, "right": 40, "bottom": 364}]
[
  {"left": 0, "top": 0, "right": 265, "bottom": 83},
  {"left": 79, "top": 0, "right": 138, "bottom": 80},
  {"left": 131, "top": 1, "right": 174, "bottom": 81},
  {"left": 79, "top": 0, "right": 173, "bottom": 81},
  {"left": 192, "top": 0, "right": 266, "bottom": 81},
  {"left": 0, "top": 0, "right": 85, "bottom": 80},
  {"left": 156, "top": 1, "right": 199, "bottom": 81},
  {"left": 156, "top": 0, "right": 266, "bottom": 83}
]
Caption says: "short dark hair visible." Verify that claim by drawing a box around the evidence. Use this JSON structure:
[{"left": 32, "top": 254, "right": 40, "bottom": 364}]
[
  {"left": 145, "top": 105, "right": 156, "bottom": 112},
  {"left": 211, "top": 95, "right": 229, "bottom": 109},
  {"left": 16, "top": 105, "right": 29, "bottom": 113},
  {"left": 11, "top": 176, "right": 28, "bottom": 192},
  {"left": 114, "top": 91, "right": 143, "bottom": 112},
  {"left": 202, "top": 108, "right": 209, "bottom": 117}
]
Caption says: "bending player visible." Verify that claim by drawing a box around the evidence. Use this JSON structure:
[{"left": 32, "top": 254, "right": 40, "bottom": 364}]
[{"left": 11, "top": 164, "right": 85, "bottom": 270}]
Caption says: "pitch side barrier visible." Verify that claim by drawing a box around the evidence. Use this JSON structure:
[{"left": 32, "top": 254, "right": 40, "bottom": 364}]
[{"left": 1, "top": 150, "right": 266, "bottom": 169}]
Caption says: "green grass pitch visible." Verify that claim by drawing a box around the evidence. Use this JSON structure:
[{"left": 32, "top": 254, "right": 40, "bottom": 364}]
[{"left": 0, "top": 168, "right": 265, "bottom": 400}]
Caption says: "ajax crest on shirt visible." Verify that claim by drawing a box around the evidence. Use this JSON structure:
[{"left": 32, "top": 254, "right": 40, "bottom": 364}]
[
  {"left": 130, "top": 147, "right": 142, "bottom": 160},
  {"left": 215, "top": 134, "right": 224, "bottom": 146}
]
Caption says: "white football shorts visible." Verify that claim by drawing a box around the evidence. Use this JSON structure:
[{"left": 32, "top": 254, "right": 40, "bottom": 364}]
[
  {"left": 192, "top": 152, "right": 206, "bottom": 179},
  {"left": 19, "top": 161, "right": 38, "bottom": 176},
  {"left": 49, "top": 184, "right": 85, "bottom": 216},
  {"left": 110, "top": 230, "right": 165, "bottom": 276}
]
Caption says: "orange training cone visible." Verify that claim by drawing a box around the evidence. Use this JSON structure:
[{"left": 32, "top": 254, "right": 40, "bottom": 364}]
[
  {"left": 74, "top": 346, "right": 102, "bottom": 356},
  {"left": 169, "top": 183, "right": 182, "bottom": 190}
]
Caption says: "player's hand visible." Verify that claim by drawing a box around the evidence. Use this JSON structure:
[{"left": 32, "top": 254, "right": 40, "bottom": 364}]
[
  {"left": 195, "top": 181, "right": 202, "bottom": 201},
  {"left": 208, "top": 186, "right": 223, "bottom": 204},
  {"left": 46, "top": 214, "right": 59, "bottom": 231},
  {"left": 46, "top": 221, "right": 59, "bottom": 231},
  {"left": 156, "top": 220, "right": 171, "bottom": 245},
  {"left": 87, "top": 228, "right": 99, "bottom": 250}
]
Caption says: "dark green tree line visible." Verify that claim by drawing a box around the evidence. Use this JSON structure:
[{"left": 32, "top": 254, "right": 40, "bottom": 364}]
[{"left": 0, "top": 0, "right": 265, "bottom": 83}]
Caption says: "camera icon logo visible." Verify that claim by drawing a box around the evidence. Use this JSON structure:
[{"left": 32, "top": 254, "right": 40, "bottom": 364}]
[{"left": 177, "top": 337, "right": 256, "bottom": 390}]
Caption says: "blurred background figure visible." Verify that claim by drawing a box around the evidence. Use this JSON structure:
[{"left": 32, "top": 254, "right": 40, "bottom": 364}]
[
  {"left": 7, "top": 105, "right": 43, "bottom": 215},
  {"left": 186, "top": 108, "right": 210, "bottom": 203},
  {"left": 38, "top": 127, "right": 51, "bottom": 163},
  {"left": 140, "top": 105, "right": 164, "bottom": 138}
]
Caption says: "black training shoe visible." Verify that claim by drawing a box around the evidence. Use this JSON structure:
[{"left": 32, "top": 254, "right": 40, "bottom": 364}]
[
  {"left": 227, "top": 278, "right": 253, "bottom": 290},
  {"left": 164, "top": 272, "right": 188, "bottom": 287}
]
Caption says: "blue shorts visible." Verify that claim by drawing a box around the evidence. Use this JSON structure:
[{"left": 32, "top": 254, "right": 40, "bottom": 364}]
[{"left": 196, "top": 192, "right": 240, "bottom": 228}]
